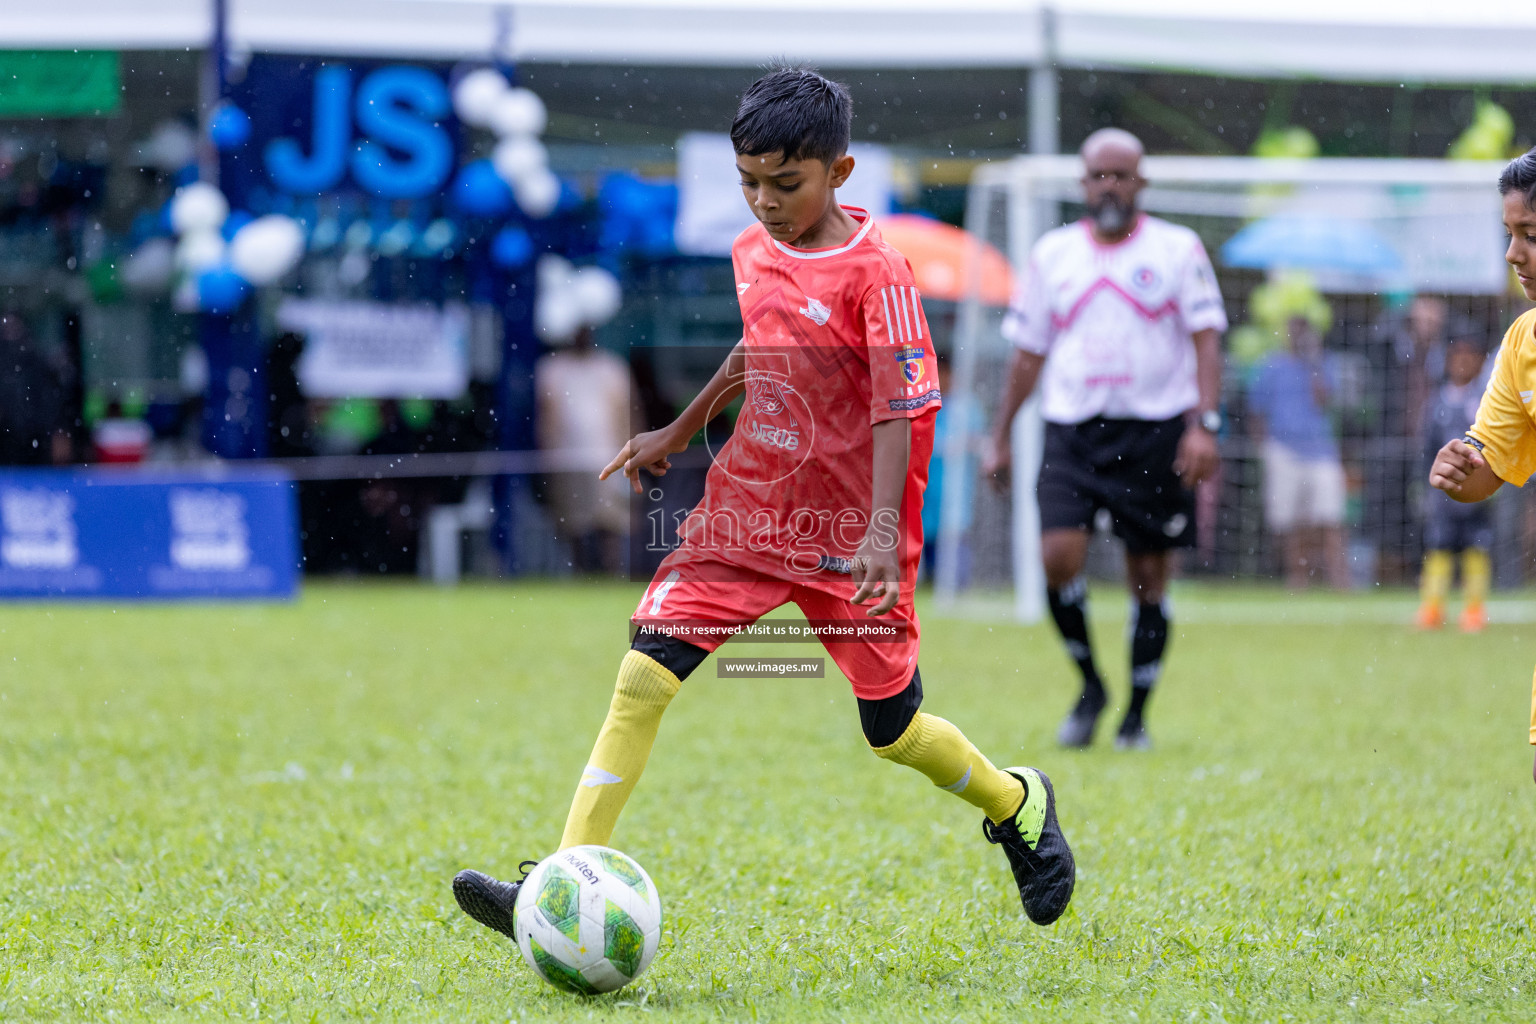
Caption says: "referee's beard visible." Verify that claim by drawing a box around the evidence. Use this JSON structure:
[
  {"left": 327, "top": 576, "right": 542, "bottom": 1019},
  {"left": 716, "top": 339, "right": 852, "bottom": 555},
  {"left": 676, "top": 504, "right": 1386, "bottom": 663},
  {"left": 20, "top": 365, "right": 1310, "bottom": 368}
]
[{"left": 1087, "top": 195, "right": 1134, "bottom": 236}]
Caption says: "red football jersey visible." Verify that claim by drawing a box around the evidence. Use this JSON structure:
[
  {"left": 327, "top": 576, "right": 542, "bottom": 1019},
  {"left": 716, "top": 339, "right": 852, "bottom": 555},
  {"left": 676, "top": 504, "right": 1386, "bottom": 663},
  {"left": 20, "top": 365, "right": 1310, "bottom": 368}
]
[{"left": 674, "top": 207, "right": 941, "bottom": 595}]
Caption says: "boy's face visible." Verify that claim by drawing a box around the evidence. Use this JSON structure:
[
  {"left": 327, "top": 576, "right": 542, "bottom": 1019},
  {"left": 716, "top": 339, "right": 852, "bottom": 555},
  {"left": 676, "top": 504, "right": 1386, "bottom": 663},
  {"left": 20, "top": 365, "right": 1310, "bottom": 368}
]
[
  {"left": 1446, "top": 340, "right": 1485, "bottom": 386},
  {"left": 736, "top": 150, "right": 855, "bottom": 246},
  {"left": 1502, "top": 190, "right": 1536, "bottom": 300}
]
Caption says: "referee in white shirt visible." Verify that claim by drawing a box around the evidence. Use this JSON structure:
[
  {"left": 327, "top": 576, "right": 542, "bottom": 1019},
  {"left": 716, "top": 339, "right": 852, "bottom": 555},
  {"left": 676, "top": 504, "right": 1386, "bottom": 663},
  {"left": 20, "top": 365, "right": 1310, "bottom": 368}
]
[{"left": 984, "top": 128, "right": 1226, "bottom": 750}]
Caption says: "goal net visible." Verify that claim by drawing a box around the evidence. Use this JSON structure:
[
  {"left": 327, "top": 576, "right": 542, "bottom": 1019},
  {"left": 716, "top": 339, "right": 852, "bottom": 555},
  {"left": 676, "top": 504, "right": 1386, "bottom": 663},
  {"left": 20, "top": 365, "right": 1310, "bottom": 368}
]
[{"left": 934, "top": 155, "right": 1519, "bottom": 621}]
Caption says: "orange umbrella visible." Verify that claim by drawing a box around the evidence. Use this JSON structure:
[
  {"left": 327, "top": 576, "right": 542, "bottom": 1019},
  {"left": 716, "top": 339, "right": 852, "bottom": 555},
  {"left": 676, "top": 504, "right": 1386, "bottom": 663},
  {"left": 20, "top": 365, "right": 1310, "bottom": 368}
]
[{"left": 877, "top": 214, "right": 1014, "bottom": 305}]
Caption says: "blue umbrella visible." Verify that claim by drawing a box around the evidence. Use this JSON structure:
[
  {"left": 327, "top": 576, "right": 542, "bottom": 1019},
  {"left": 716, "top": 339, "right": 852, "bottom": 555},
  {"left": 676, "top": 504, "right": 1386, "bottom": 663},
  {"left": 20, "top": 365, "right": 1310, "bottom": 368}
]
[{"left": 1221, "top": 216, "right": 1402, "bottom": 275}]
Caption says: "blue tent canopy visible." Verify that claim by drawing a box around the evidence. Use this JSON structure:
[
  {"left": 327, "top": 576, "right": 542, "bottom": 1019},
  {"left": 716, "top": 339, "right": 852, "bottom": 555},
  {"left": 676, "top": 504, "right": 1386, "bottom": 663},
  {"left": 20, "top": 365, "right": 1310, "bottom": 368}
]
[{"left": 1221, "top": 216, "right": 1403, "bottom": 276}]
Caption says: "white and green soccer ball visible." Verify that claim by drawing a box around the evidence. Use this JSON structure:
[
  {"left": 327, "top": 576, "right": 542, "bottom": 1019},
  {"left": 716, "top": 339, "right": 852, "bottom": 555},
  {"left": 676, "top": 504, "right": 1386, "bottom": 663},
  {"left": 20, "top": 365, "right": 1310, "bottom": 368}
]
[{"left": 512, "top": 845, "right": 663, "bottom": 995}]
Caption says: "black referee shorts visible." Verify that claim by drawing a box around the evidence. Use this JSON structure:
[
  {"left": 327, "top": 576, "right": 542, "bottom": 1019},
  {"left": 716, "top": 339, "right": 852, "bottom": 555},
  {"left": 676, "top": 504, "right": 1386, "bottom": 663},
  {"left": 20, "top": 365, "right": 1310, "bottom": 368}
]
[{"left": 1038, "top": 415, "right": 1196, "bottom": 554}]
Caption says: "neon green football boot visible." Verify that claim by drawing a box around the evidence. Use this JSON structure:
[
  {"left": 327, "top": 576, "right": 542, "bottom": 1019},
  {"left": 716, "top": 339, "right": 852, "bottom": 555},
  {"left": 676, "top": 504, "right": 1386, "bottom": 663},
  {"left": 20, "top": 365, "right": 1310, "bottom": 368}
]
[{"left": 982, "top": 767, "right": 1076, "bottom": 925}]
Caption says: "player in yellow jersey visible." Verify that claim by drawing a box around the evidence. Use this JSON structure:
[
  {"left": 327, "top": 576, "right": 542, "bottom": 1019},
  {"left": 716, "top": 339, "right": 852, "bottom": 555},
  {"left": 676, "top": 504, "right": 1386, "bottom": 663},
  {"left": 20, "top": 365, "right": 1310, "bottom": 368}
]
[{"left": 1428, "top": 146, "right": 1536, "bottom": 782}]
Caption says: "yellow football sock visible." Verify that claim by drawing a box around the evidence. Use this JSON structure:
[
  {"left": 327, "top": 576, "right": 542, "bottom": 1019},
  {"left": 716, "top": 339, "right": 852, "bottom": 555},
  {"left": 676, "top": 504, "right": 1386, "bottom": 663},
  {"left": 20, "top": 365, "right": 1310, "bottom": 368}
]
[
  {"left": 558, "top": 650, "right": 680, "bottom": 850},
  {"left": 872, "top": 712, "right": 1024, "bottom": 824},
  {"left": 1420, "top": 549, "right": 1453, "bottom": 610},
  {"left": 1462, "top": 547, "right": 1491, "bottom": 610}
]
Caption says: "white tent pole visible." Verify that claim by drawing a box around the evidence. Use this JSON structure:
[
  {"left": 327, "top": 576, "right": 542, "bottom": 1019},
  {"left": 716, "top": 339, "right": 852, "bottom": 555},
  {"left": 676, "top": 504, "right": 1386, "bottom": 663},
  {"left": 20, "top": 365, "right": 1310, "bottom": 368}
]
[{"left": 1028, "top": 5, "right": 1059, "bottom": 157}]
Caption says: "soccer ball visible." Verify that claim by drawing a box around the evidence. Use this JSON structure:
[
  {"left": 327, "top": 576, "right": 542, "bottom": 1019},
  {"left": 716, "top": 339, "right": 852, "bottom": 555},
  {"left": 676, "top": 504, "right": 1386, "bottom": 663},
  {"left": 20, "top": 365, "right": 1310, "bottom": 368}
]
[{"left": 512, "top": 845, "right": 663, "bottom": 994}]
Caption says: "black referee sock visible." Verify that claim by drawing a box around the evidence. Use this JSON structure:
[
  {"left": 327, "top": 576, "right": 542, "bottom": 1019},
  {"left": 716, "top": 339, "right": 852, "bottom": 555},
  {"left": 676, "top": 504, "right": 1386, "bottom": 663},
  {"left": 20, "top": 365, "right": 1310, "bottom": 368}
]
[
  {"left": 1047, "top": 577, "right": 1105, "bottom": 706},
  {"left": 1124, "top": 599, "right": 1170, "bottom": 728}
]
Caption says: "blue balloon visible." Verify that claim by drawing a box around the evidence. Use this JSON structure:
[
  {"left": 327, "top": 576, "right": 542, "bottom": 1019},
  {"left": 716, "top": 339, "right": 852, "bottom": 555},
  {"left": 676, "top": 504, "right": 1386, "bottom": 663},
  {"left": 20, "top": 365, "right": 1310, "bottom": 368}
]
[
  {"left": 450, "top": 160, "right": 514, "bottom": 218},
  {"left": 209, "top": 102, "right": 252, "bottom": 150},
  {"left": 490, "top": 226, "right": 535, "bottom": 269},
  {"left": 221, "top": 210, "right": 254, "bottom": 241},
  {"left": 197, "top": 266, "right": 251, "bottom": 315}
]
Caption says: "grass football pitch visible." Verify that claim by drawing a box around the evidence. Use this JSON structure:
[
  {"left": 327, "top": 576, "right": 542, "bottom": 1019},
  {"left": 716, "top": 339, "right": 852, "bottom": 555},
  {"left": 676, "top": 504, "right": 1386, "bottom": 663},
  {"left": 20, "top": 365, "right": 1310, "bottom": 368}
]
[{"left": 3, "top": 580, "right": 1535, "bottom": 1022}]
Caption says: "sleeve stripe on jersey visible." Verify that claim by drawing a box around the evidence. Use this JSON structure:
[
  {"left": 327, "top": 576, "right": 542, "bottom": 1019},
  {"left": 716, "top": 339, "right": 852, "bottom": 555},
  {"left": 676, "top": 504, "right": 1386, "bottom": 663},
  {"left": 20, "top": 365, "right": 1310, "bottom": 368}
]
[
  {"left": 880, "top": 286, "right": 896, "bottom": 345},
  {"left": 896, "top": 286, "right": 914, "bottom": 342},
  {"left": 905, "top": 286, "right": 923, "bottom": 340}
]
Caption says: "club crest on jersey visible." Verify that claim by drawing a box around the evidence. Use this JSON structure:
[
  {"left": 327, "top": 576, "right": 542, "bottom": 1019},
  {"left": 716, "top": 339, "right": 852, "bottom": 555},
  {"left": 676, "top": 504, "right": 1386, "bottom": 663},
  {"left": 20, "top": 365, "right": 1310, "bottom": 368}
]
[
  {"left": 894, "top": 345, "right": 926, "bottom": 384},
  {"left": 1131, "top": 266, "right": 1160, "bottom": 291},
  {"left": 745, "top": 369, "right": 797, "bottom": 423},
  {"left": 799, "top": 296, "right": 831, "bottom": 326}
]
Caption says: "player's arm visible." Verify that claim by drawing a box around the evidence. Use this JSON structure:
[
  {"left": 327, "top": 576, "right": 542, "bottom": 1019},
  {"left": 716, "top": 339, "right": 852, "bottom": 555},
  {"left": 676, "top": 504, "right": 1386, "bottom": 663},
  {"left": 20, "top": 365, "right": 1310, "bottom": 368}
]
[
  {"left": 600, "top": 340, "right": 747, "bottom": 493},
  {"left": 1174, "top": 326, "right": 1223, "bottom": 488},
  {"left": 851, "top": 416, "right": 909, "bottom": 616},
  {"left": 1428, "top": 439, "right": 1504, "bottom": 503},
  {"left": 982, "top": 348, "right": 1046, "bottom": 491}
]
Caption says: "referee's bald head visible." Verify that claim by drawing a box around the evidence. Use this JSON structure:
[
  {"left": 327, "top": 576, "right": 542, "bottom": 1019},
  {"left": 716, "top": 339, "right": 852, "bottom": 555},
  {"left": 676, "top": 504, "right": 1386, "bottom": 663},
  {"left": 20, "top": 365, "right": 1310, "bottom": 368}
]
[{"left": 1080, "top": 128, "right": 1144, "bottom": 166}]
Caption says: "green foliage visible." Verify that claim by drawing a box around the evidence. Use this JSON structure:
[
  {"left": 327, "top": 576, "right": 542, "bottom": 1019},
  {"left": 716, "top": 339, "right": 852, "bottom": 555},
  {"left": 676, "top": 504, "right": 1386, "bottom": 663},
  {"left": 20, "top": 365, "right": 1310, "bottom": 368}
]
[
  {"left": 2, "top": 581, "right": 1535, "bottom": 1021},
  {"left": 1231, "top": 271, "right": 1334, "bottom": 368},
  {"left": 1251, "top": 126, "right": 1320, "bottom": 160},
  {"left": 1448, "top": 101, "right": 1516, "bottom": 161}
]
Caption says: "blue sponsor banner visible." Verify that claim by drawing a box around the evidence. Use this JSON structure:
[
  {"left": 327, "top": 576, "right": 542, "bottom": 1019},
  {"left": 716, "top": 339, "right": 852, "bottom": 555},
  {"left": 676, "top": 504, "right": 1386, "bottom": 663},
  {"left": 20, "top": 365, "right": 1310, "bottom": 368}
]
[{"left": 0, "top": 468, "right": 299, "bottom": 600}]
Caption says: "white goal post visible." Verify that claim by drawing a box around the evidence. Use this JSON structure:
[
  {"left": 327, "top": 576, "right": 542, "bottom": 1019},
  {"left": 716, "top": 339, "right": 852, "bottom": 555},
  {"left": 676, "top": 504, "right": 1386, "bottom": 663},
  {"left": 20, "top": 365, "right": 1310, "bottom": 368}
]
[{"left": 936, "top": 155, "right": 1511, "bottom": 621}]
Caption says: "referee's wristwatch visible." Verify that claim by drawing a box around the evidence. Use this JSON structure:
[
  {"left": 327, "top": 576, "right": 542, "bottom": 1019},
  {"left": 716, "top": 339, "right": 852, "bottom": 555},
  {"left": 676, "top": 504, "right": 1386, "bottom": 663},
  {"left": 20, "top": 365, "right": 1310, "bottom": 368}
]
[{"left": 1196, "top": 409, "right": 1223, "bottom": 434}]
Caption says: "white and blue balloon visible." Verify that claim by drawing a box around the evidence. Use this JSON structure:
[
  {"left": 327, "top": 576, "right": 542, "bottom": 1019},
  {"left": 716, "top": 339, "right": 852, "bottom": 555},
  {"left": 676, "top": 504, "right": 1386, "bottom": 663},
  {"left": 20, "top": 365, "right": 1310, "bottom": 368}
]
[
  {"left": 141, "top": 182, "right": 305, "bottom": 314},
  {"left": 452, "top": 69, "right": 559, "bottom": 220},
  {"left": 534, "top": 255, "right": 623, "bottom": 344}
]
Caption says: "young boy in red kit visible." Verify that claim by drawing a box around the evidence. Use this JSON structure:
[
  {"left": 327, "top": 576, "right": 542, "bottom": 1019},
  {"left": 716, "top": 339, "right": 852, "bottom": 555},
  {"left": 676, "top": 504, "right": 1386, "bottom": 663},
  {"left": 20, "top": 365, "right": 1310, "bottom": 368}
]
[{"left": 453, "top": 66, "right": 1075, "bottom": 943}]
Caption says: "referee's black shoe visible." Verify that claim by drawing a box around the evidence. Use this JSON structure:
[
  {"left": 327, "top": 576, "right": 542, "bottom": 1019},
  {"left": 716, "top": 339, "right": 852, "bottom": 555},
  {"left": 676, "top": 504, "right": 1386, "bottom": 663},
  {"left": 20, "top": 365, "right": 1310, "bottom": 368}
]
[
  {"left": 983, "top": 767, "right": 1076, "bottom": 925},
  {"left": 1056, "top": 689, "right": 1106, "bottom": 748},
  {"left": 453, "top": 862, "right": 537, "bottom": 939}
]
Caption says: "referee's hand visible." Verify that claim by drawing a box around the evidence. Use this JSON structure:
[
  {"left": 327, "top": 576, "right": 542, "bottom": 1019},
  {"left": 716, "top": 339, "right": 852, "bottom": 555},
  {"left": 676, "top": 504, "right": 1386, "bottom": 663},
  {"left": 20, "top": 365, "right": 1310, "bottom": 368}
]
[
  {"left": 982, "top": 437, "right": 1011, "bottom": 493},
  {"left": 1173, "top": 427, "right": 1219, "bottom": 488}
]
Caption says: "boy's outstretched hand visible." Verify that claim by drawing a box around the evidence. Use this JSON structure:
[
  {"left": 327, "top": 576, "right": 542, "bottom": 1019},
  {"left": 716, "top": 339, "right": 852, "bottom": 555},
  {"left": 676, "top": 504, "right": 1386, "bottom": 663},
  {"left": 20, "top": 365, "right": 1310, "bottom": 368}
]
[{"left": 600, "top": 426, "right": 690, "bottom": 494}]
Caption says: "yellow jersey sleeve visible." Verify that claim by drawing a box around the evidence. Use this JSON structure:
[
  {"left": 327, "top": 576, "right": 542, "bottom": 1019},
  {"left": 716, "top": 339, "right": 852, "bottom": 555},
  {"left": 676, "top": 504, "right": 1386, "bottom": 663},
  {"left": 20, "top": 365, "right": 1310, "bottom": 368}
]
[{"left": 1468, "top": 311, "right": 1536, "bottom": 488}]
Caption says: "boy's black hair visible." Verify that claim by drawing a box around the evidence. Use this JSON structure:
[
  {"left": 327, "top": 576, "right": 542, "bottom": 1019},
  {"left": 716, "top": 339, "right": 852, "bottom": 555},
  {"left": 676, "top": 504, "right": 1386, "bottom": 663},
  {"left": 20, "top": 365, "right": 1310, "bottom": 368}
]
[
  {"left": 1498, "top": 146, "right": 1536, "bottom": 209},
  {"left": 730, "top": 65, "right": 852, "bottom": 166}
]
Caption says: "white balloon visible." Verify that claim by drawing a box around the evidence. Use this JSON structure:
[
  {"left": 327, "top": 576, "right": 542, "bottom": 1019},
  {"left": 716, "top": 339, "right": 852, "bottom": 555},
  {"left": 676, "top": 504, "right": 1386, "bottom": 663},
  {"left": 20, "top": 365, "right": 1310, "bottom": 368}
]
[
  {"left": 453, "top": 68, "right": 509, "bottom": 128},
  {"left": 514, "top": 168, "right": 561, "bottom": 219},
  {"left": 492, "top": 136, "right": 547, "bottom": 185},
  {"left": 535, "top": 289, "right": 584, "bottom": 343},
  {"left": 488, "top": 87, "right": 547, "bottom": 137},
  {"left": 120, "top": 237, "right": 177, "bottom": 295},
  {"left": 171, "top": 276, "right": 202, "bottom": 314},
  {"left": 169, "top": 182, "right": 229, "bottom": 235},
  {"left": 140, "top": 120, "right": 198, "bottom": 172},
  {"left": 536, "top": 254, "right": 574, "bottom": 295},
  {"left": 571, "top": 266, "right": 623, "bottom": 327},
  {"left": 176, "top": 230, "right": 227, "bottom": 273},
  {"left": 229, "top": 215, "right": 305, "bottom": 286}
]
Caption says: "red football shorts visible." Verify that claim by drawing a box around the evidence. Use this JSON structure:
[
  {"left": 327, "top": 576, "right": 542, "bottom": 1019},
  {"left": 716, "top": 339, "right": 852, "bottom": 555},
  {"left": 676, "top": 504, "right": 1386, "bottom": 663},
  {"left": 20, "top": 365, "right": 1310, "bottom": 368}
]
[{"left": 631, "top": 550, "right": 920, "bottom": 700}]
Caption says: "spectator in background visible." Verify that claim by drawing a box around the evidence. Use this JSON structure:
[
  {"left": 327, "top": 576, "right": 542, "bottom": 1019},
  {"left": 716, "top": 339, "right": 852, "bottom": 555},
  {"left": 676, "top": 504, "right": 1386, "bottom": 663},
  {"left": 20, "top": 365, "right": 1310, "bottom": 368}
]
[
  {"left": 0, "top": 311, "right": 74, "bottom": 466},
  {"left": 1364, "top": 295, "right": 1480, "bottom": 582},
  {"left": 92, "top": 400, "right": 152, "bottom": 463},
  {"left": 535, "top": 326, "right": 635, "bottom": 574},
  {"left": 1416, "top": 336, "right": 1494, "bottom": 632},
  {"left": 1248, "top": 316, "right": 1350, "bottom": 588}
]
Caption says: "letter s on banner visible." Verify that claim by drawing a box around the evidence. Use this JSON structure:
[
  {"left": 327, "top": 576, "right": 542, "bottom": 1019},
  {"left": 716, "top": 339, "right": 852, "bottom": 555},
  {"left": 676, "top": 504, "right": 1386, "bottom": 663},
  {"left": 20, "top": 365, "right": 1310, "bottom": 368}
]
[{"left": 351, "top": 66, "right": 453, "bottom": 199}]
